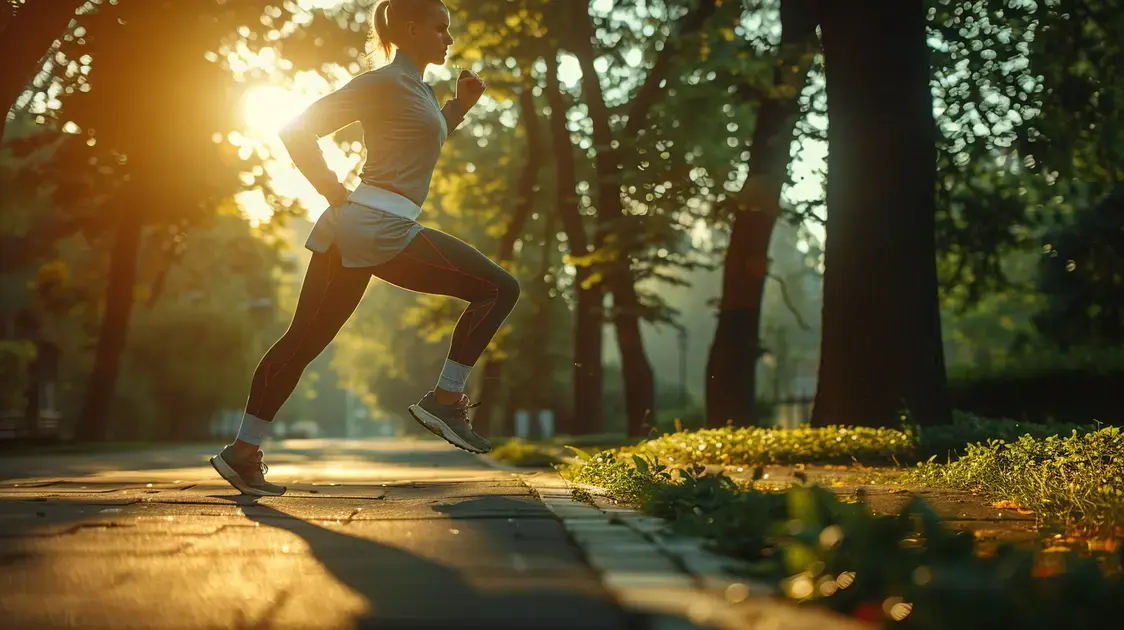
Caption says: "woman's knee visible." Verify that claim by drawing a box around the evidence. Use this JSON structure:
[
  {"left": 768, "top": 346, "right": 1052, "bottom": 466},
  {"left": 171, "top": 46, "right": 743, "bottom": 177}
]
[
  {"left": 263, "top": 329, "right": 318, "bottom": 371},
  {"left": 494, "top": 270, "right": 521, "bottom": 307}
]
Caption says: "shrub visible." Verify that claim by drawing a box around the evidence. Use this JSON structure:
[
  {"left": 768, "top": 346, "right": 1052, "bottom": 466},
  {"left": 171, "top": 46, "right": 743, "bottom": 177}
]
[{"left": 907, "top": 426, "right": 1124, "bottom": 535}]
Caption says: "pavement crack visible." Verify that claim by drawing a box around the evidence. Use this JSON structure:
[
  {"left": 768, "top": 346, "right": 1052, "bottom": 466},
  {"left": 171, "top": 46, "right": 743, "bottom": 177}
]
[{"left": 3, "top": 545, "right": 193, "bottom": 559}]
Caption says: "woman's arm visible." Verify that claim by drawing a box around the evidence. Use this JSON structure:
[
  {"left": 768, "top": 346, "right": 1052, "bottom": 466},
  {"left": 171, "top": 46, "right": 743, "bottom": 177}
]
[
  {"left": 279, "top": 79, "right": 367, "bottom": 206},
  {"left": 440, "top": 71, "right": 486, "bottom": 141},
  {"left": 441, "top": 98, "right": 468, "bottom": 138}
]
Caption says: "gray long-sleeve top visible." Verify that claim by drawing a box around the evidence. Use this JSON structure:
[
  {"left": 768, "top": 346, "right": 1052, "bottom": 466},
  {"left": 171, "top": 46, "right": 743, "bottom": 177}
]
[{"left": 279, "top": 52, "right": 466, "bottom": 209}]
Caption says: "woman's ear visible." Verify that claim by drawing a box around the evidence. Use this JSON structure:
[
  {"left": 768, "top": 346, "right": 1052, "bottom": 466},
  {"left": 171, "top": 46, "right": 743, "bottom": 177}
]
[{"left": 405, "top": 20, "right": 418, "bottom": 39}]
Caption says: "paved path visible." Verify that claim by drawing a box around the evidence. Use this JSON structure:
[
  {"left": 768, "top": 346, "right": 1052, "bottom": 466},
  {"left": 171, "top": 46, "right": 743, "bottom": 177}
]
[{"left": 0, "top": 439, "right": 626, "bottom": 630}]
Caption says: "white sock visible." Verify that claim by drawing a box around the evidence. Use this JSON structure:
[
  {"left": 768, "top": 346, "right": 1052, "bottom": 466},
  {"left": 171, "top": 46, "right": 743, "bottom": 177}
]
[
  {"left": 436, "top": 358, "right": 472, "bottom": 394},
  {"left": 235, "top": 413, "right": 272, "bottom": 446}
]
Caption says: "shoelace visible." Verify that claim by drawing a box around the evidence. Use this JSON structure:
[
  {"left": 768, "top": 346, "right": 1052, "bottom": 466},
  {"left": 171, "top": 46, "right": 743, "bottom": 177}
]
[
  {"left": 457, "top": 399, "right": 483, "bottom": 428},
  {"left": 251, "top": 450, "right": 269, "bottom": 475}
]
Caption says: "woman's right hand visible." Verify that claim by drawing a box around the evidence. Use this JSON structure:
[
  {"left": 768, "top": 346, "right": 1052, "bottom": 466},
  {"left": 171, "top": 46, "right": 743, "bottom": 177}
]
[{"left": 325, "top": 184, "right": 351, "bottom": 208}]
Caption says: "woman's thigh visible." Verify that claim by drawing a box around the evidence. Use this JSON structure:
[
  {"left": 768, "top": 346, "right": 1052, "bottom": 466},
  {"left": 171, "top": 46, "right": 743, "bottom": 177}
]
[{"left": 369, "top": 228, "right": 515, "bottom": 301}]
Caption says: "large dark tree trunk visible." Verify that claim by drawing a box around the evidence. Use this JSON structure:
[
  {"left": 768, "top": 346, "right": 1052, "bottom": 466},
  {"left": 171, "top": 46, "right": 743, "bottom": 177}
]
[
  {"left": 0, "top": 1, "right": 82, "bottom": 142},
  {"left": 76, "top": 207, "right": 143, "bottom": 442},
  {"left": 473, "top": 77, "right": 544, "bottom": 436},
  {"left": 811, "top": 0, "right": 951, "bottom": 428},
  {"left": 544, "top": 52, "right": 603, "bottom": 435},
  {"left": 705, "top": 0, "right": 819, "bottom": 428}
]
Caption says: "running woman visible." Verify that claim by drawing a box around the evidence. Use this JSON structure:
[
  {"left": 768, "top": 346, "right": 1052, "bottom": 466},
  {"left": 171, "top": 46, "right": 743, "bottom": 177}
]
[{"left": 211, "top": 0, "right": 519, "bottom": 496}]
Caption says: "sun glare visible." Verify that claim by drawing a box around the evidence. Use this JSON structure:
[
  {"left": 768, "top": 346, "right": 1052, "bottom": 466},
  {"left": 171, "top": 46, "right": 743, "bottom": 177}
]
[
  {"left": 235, "top": 79, "right": 363, "bottom": 227},
  {"left": 242, "top": 85, "right": 305, "bottom": 137}
]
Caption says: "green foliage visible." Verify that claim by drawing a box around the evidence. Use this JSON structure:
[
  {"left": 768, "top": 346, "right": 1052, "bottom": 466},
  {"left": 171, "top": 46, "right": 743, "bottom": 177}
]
[
  {"left": 917, "top": 413, "right": 1090, "bottom": 464},
  {"left": 926, "top": 0, "right": 1124, "bottom": 305},
  {"left": 621, "top": 424, "right": 917, "bottom": 468},
  {"left": 563, "top": 449, "right": 669, "bottom": 505},
  {"left": 489, "top": 438, "right": 565, "bottom": 468},
  {"left": 562, "top": 450, "right": 1123, "bottom": 629},
  {"left": 485, "top": 434, "right": 638, "bottom": 469},
  {"left": 584, "top": 412, "right": 1095, "bottom": 470},
  {"left": 117, "top": 305, "right": 255, "bottom": 440},
  {"left": 109, "top": 213, "right": 282, "bottom": 440},
  {"left": 948, "top": 344, "right": 1124, "bottom": 381},
  {"left": 947, "top": 347, "right": 1124, "bottom": 425},
  {"left": 907, "top": 427, "right": 1124, "bottom": 536},
  {"left": 1034, "top": 186, "right": 1124, "bottom": 349}
]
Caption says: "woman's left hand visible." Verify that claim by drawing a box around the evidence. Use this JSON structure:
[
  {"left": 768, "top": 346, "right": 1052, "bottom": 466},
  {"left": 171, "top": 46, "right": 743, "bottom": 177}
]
[{"left": 456, "top": 69, "right": 487, "bottom": 108}]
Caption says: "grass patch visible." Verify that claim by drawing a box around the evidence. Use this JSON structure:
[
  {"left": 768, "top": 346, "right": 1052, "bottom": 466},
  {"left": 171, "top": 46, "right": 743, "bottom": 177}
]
[
  {"left": 916, "top": 415, "right": 1092, "bottom": 463},
  {"left": 560, "top": 452, "right": 1123, "bottom": 629},
  {"left": 489, "top": 434, "right": 640, "bottom": 468},
  {"left": 626, "top": 424, "right": 915, "bottom": 468},
  {"left": 612, "top": 412, "right": 1092, "bottom": 470},
  {"left": 569, "top": 413, "right": 1118, "bottom": 535},
  {"left": 490, "top": 438, "right": 566, "bottom": 468},
  {"left": 905, "top": 426, "right": 1124, "bottom": 536}
]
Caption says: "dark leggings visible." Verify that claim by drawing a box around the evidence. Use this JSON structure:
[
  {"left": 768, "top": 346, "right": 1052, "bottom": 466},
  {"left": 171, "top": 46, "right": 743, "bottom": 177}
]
[{"left": 244, "top": 228, "right": 520, "bottom": 422}]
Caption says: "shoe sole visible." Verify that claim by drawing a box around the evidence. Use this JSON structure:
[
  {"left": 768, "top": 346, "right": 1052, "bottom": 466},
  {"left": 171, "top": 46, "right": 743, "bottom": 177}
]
[
  {"left": 210, "top": 455, "right": 286, "bottom": 497},
  {"left": 408, "top": 405, "right": 490, "bottom": 454}
]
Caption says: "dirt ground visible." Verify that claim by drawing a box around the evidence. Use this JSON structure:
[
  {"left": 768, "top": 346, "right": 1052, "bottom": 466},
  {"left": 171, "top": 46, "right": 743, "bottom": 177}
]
[{"left": 722, "top": 464, "right": 1044, "bottom": 548}]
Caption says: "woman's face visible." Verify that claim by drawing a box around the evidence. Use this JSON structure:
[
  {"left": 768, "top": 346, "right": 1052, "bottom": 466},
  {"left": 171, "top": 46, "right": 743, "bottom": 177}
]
[{"left": 402, "top": 3, "right": 454, "bottom": 67}]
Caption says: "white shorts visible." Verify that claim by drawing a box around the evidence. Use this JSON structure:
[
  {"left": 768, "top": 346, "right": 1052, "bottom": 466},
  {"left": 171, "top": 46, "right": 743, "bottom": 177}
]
[{"left": 304, "top": 184, "right": 426, "bottom": 268}]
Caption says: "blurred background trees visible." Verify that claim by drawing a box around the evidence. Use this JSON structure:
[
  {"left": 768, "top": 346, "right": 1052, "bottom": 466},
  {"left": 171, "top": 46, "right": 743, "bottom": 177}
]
[{"left": 1, "top": 0, "right": 1119, "bottom": 443}]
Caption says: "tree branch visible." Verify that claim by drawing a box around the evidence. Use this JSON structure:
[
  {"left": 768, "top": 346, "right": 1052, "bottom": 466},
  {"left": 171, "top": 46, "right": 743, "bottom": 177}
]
[
  {"left": 623, "top": 0, "right": 722, "bottom": 138},
  {"left": 766, "top": 271, "right": 812, "bottom": 331}
]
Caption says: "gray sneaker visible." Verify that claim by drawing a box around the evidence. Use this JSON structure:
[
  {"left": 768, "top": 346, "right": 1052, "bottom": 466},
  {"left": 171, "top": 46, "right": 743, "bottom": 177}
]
[
  {"left": 408, "top": 392, "right": 492, "bottom": 454},
  {"left": 210, "top": 446, "right": 286, "bottom": 496}
]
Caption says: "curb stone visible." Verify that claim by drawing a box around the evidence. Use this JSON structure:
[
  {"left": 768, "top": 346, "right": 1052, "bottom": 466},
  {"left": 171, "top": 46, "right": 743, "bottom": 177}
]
[{"left": 522, "top": 471, "right": 873, "bottom": 630}]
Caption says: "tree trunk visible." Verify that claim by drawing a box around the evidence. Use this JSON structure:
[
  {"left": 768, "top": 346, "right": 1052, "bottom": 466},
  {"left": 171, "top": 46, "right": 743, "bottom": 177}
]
[
  {"left": 0, "top": 1, "right": 82, "bottom": 142},
  {"left": 611, "top": 286, "right": 656, "bottom": 436},
  {"left": 568, "top": 5, "right": 656, "bottom": 437},
  {"left": 473, "top": 360, "right": 505, "bottom": 435},
  {"left": 473, "top": 77, "right": 544, "bottom": 436},
  {"left": 76, "top": 207, "right": 143, "bottom": 442},
  {"left": 706, "top": 210, "right": 773, "bottom": 428},
  {"left": 544, "top": 51, "right": 603, "bottom": 435},
  {"left": 811, "top": 0, "right": 951, "bottom": 428},
  {"left": 705, "top": 0, "right": 819, "bottom": 428},
  {"left": 571, "top": 273, "right": 604, "bottom": 435},
  {"left": 525, "top": 188, "right": 560, "bottom": 429}
]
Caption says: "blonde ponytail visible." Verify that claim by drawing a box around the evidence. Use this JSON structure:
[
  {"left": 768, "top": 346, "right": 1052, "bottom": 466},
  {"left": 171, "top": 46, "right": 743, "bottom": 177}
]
[{"left": 366, "top": 1, "right": 394, "bottom": 66}]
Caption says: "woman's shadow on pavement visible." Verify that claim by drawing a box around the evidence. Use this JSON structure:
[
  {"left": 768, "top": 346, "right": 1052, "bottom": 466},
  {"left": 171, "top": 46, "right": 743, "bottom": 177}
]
[{"left": 226, "top": 497, "right": 625, "bottom": 630}]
